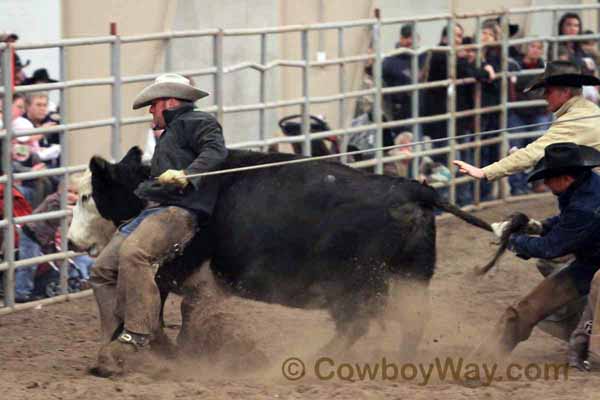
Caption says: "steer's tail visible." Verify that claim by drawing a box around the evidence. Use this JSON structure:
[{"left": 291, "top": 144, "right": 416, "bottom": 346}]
[
  {"left": 434, "top": 199, "right": 493, "bottom": 232},
  {"left": 411, "top": 182, "right": 492, "bottom": 232}
]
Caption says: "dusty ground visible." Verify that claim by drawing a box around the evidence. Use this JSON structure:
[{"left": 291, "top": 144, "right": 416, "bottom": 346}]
[{"left": 1, "top": 196, "right": 598, "bottom": 399}]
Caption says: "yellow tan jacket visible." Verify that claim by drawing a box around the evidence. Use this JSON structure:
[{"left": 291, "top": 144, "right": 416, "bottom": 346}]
[{"left": 482, "top": 96, "right": 600, "bottom": 181}]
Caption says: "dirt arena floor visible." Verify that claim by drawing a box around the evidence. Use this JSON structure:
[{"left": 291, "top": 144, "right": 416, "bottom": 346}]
[{"left": 1, "top": 196, "right": 599, "bottom": 399}]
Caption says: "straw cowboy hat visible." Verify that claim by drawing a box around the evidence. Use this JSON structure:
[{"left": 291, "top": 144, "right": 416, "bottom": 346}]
[
  {"left": 528, "top": 142, "right": 600, "bottom": 182},
  {"left": 132, "top": 73, "right": 209, "bottom": 110},
  {"left": 525, "top": 60, "right": 600, "bottom": 93}
]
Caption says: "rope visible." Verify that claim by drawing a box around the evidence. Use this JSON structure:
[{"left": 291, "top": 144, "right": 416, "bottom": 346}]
[{"left": 180, "top": 112, "right": 600, "bottom": 179}]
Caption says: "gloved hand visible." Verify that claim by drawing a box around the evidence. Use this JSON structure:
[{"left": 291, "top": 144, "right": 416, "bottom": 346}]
[
  {"left": 158, "top": 169, "right": 189, "bottom": 188},
  {"left": 491, "top": 221, "right": 509, "bottom": 238},
  {"left": 491, "top": 217, "right": 543, "bottom": 239},
  {"left": 525, "top": 218, "right": 543, "bottom": 235}
]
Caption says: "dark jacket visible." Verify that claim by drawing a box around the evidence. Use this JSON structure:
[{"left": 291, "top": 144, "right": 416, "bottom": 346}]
[
  {"left": 510, "top": 171, "right": 600, "bottom": 266},
  {"left": 382, "top": 53, "right": 426, "bottom": 121},
  {"left": 421, "top": 51, "right": 490, "bottom": 138},
  {"left": 135, "top": 104, "right": 228, "bottom": 216}
]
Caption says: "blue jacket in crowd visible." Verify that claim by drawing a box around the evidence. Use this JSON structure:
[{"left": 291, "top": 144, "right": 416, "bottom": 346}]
[{"left": 510, "top": 171, "right": 600, "bottom": 266}]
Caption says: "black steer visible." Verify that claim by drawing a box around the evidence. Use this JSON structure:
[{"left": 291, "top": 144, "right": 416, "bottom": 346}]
[{"left": 83, "top": 147, "right": 492, "bottom": 353}]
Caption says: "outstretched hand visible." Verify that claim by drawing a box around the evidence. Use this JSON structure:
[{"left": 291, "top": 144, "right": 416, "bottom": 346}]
[{"left": 452, "top": 160, "right": 486, "bottom": 180}]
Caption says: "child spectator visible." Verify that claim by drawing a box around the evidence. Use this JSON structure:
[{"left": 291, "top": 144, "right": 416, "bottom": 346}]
[{"left": 14, "top": 174, "right": 92, "bottom": 302}]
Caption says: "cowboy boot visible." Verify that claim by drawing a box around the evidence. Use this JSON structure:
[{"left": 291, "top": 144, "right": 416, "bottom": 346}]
[
  {"left": 90, "top": 331, "right": 151, "bottom": 378},
  {"left": 568, "top": 331, "right": 591, "bottom": 371}
]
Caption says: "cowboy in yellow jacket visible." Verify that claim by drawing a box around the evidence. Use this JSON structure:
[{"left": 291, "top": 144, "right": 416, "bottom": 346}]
[{"left": 454, "top": 60, "right": 600, "bottom": 180}]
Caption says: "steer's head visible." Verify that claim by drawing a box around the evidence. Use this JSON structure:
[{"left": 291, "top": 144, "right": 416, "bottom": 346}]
[{"left": 68, "top": 147, "right": 149, "bottom": 256}]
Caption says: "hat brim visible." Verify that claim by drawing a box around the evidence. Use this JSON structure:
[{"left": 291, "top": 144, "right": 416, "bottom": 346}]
[
  {"left": 528, "top": 146, "right": 600, "bottom": 182},
  {"left": 23, "top": 78, "right": 58, "bottom": 85},
  {"left": 132, "top": 82, "right": 209, "bottom": 110},
  {"left": 524, "top": 73, "right": 600, "bottom": 93}
]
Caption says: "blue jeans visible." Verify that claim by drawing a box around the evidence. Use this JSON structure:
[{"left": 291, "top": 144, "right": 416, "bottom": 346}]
[
  {"left": 507, "top": 112, "right": 552, "bottom": 195},
  {"left": 119, "top": 207, "right": 168, "bottom": 236},
  {"left": 15, "top": 231, "right": 43, "bottom": 300},
  {"left": 72, "top": 255, "right": 95, "bottom": 280}
]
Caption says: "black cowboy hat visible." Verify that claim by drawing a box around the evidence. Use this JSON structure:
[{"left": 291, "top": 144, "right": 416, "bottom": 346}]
[
  {"left": 524, "top": 60, "right": 600, "bottom": 92},
  {"left": 0, "top": 32, "right": 18, "bottom": 42},
  {"left": 22, "top": 68, "right": 57, "bottom": 85},
  {"left": 528, "top": 142, "right": 600, "bottom": 182}
]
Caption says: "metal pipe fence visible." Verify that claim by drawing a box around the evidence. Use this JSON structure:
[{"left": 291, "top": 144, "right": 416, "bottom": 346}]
[{"left": 1, "top": 4, "right": 599, "bottom": 312}]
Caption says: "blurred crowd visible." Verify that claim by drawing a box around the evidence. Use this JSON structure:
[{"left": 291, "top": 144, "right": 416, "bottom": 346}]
[
  {"left": 351, "top": 13, "right": 600, "bottom": 204},
  {"left": 0, "top": 32, "right": 92, "bottom": 304}
]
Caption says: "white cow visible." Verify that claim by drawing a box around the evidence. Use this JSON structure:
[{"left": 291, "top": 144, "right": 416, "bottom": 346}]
[{"left": 67, "top": 170, "right": 119, "bottom": 257}]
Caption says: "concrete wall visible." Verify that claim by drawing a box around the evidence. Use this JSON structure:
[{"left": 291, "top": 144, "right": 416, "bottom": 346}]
[
  {"left": 169, "top": 0, "right": 281, "bottom": 144},
  {"left": 59, "top": 0, "right": 599, "bottom": 165},
  {"left": 279, "top": 0, "right": 373, "bottom": 132},
  {"left": 62, "top": 0, "right": 372, "bottom": 163},
  {"left": 62, "top": 0, "right": 175, "bottom": 165}
]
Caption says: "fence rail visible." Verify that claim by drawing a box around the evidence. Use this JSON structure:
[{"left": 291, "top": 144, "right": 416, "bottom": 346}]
[{"left": 1, "top": 4, "right": 598, "bottom": 312}]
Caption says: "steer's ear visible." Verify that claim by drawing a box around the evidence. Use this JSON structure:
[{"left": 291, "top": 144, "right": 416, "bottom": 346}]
[
  {"left": 121, "top": 146, "right": 143, "bottom": 166},
  {"left": 89, "top": 156, "right": 109, "bottom": 177}
]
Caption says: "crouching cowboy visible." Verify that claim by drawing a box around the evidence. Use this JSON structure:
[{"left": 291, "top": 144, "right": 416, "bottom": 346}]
[
  {"left": 89, "top": 74, "right": 227, "bottom": 376},
  {"left": 480, "top": 143, "right": 600, "bottom": 367}
]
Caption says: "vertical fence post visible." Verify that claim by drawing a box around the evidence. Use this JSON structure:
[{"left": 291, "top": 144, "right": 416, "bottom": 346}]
[
  {"left": 410, "top": 21, "right": 420, "bottom": 178},
  {"left": 301, "top": 29, "right": 312, "bottom": 157},
  {"left": 214, "top": 29, "right": 224, "bottom": 125},
  {"left": 2, "top": 45, "right": 15, "bottom": 307},
  {"left": 259, "top": 33, "right": 267, "bottom": 148},
  {"left": 499, "top": 12, "right": 510, "bottom": 201},
  {"left": 373, "top": 9, "right": 383, "bottom": 174},
  {"left": 110, "top": 23, "right": 122, "bottom": 160},
  {"left": 58, "top": 45, "right": 70, "bottom": 295},
  {"left": 164, "top": 36, "right": 173, "bottom": 72},
  {"left": 473, "top": 15, "right": 482, "bottom": 205},
  {"left": 447, "top": 17, "right": 457, "bottom": 204},
  {"left": 338, "top": 27, "right": 348, "bottom": 163},
  {"left": 552, "top": 10, "right": 559, "bottom": 60}
]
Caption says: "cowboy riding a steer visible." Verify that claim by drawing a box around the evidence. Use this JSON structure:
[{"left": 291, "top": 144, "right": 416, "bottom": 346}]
[
  {"left": 70, "top": 71, "right": 598, "bottom": 377},
  {"left": 67, "top": 73, "right": 507, "bottom": 377}
]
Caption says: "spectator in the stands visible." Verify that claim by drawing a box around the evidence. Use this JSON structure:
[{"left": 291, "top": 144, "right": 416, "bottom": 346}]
[
  {"left": 581, "top": 30, "right": 600, "bottom": 70},
  {"left": 10, "top": 96, "right": 55, "bottom": 208},
  {"left": 0, "top": 32, "right": 29, "bottom": 85},
  {"left": 382, "top": 24, "right": 426, "bottom": 134},
  {"left": 14, "top": 175, "right": 92, "bottom": 303},
  {"left": 23, "top": 92, "right": 61, "bottom": 167},
  {"left": 550, "top": 13, "right": 587, "bottom": 68},
  {"left": 421, "top": 23, "right": 465, "bottom": 164},
  {"left": 22, "top": 69, "right": 60, "bottom": 112},
  {"left": 479, "top": 18, "right": 520, "bottom": 200},
  {"left": 508, "top": 40, "right": 553, "bottom": 195}
]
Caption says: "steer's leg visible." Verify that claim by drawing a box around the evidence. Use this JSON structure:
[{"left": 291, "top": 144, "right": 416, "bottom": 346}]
[
  {"left": 387, "top": 278, "right": 431, "bottom": 360},
  {"left": 320, "top": 307, "right": 371, "bottom": 355},
  {"left": 320, "top": 270, "right": 388, "bottom": 355},
  {"left": 386, "top": 204, "right": 436, "bottom": 359}
]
